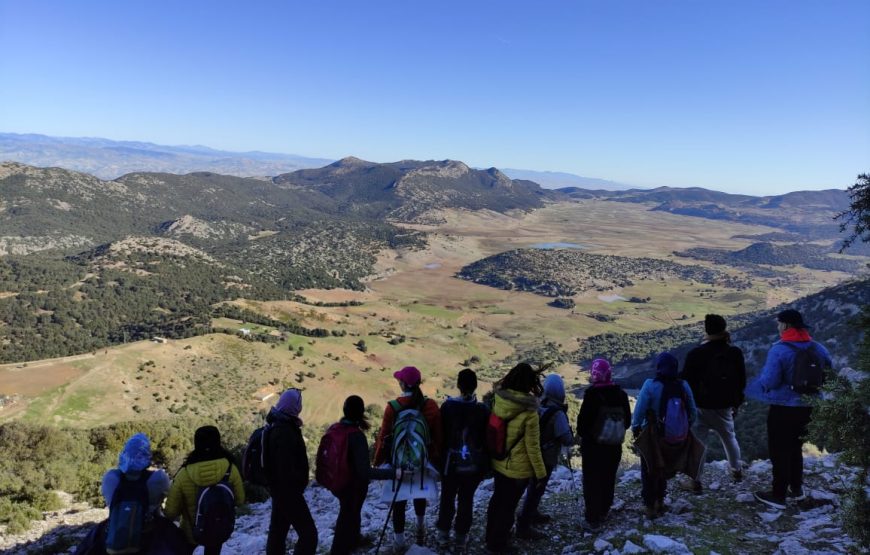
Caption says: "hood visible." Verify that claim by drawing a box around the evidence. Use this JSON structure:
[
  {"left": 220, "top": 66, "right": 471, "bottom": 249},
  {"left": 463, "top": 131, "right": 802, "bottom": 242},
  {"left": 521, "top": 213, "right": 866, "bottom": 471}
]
[
  {"left": 542, "top": 374, "right": 565, "bottom": 405},
  {"left": 493, "top": 388, "right": 539, "bottom": 419},
  {"left": 185, "top": 458, "right": 232, "bottom": 487}
]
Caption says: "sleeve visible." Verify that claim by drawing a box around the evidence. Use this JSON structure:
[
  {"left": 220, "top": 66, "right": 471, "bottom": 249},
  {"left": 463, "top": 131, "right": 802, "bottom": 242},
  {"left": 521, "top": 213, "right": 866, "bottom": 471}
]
[
  {"left": 163, "top": 470, "right": 184, "bottom": 520},
  {"left": 683, "top": 380, "right": 698, "bottom": 424},
  {"left": 295, "top": 430, "right": 310, "bottom": 490},
  {"left": 553, "top": 411, "right": 573, "bottom": 446},
  {"left": 577, "top": 391, "right": 591, "bottom": 439},
  {"left": 621, "top": 390, "right": 632, "bottom": 429},
  {"left": 524, "top": 412, "right": 547, "bottom": 479},
  {"left": 680, "top": 349, "right": 700, "bottom": 393},
  {"left": 148, "top": 469, "right": 171, "bottom": 510},
  {"left": 631, "top": 382, "right": 650, "bottom": 431},
  {"left": 425, "top": 399, "right": 444, "bottom": 466},
  {"left": 735, "top": 347, "right": 747, "bottom": 406},
  {"left": 758, "top": 345, "right": 785, "bottom": 392},
  {"left": 101, "top": 469, "right": 119, "bottom": 508},
  {"left": 373, "top": 403, "right": 394, "bottom": 466},
  {"left": 230, "top": 464, "right": 245, "bottom": 506},
  {"left": 350, "top": 432, "right": 393, "bottom": 481}
]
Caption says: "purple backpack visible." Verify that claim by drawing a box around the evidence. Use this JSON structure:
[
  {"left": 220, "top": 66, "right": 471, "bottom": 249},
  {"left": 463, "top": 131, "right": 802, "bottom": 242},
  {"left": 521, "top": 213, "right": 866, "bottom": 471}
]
[{"left": 658, "top": 380, "right": 689, "bottom": 444}]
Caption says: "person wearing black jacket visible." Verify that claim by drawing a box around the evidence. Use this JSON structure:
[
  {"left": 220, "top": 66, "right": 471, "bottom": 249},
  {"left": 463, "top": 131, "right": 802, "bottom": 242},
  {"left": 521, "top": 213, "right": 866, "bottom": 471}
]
[
  {"left": 330, "top": 396, "right": 398, "bottom": 555},
  {"left": 680, "top": 314, "right": 746, "bottom": 490},
  {"left": 436, "top": 369, "right": 490, "bottom": 553},
  {"left": 266, "top": 389, "right": 318, "bottom": 555},
  {"left": 577, "top": 359, "right": 631, "bottom": 529}
]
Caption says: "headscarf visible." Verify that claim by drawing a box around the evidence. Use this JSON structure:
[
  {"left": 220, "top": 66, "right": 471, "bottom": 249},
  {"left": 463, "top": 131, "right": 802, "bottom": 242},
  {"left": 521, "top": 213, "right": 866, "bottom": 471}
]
[
  {"left": 542, "top": 374, "right": 566, "bottom": 405},
  {"left": 590, "top": 358, "right": 613, "bottom": 387},
  {"left": 654, "top": 352, "right": 679, "bottom": 380},
  {"left": 275, "top": 388, "right": 303, "bottom": 425},
  {"left": 118, "top": 433, "right": 152, "bottom": 474}
]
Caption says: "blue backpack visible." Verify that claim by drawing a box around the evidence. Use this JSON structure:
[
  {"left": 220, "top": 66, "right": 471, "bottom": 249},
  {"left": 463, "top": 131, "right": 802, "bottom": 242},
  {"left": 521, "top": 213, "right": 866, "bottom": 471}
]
[
  {"left": 192, "top": 461, "right": 236, "bottom": 546},
  {"left": 658, "top": 380, "right": 689, "bottom": 445},
  {"left": 106, "top": 470, "right": 151, "bottom": 554}
]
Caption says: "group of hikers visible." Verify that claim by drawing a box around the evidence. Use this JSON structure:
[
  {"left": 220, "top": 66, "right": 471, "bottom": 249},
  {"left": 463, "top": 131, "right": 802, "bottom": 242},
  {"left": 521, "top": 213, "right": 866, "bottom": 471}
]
[{"left": 77, "top": 308, "right": 832, "bottom": 555}]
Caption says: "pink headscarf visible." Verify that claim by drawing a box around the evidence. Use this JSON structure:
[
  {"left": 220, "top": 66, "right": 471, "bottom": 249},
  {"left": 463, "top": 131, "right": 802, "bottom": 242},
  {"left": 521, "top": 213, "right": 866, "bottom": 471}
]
[{"left": 590, "top": 358, "right": 613, "bottom": 387}]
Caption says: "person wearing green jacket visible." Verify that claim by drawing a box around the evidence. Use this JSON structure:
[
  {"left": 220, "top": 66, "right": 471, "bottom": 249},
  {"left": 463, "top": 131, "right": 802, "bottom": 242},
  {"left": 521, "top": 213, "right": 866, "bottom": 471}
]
[
  {"left": 485, "top": 363, "right": 547, "bottom": 554},
  {"left": 165, "top": 426, "right": 245, "bottom": 554}
]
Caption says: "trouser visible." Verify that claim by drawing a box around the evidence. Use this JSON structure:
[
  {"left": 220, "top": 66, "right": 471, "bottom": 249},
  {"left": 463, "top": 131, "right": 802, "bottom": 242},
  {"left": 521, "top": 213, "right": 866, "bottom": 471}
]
[
  {"left": 768, "top": 404, "right": 812, "bottom": 498},
  {"left": 581, "top": 441, "right": 622, "bottom": 523},
  {"left": 640, "top": 454, "right": 666, "bottom": 508},
  {"left": 392, "top": 498, "right": 427, "bottom": 534},
  {"left": 436, "top": 473, "right": 482, "bottom": 536},
  {"left": 266, "top": 492, "right": 318, "bottom": 555},
  {"left": 516, "top": 465, "right": 553, "bottom": 529},
  {"left": 695, "top": 407, "right": 742, "bottom": 475},
  {"left": 330, "top": 483, "right": 368, "bottom": 555},
  {"left": 485, "top": 471, "right": 529, "bottom": 550}
]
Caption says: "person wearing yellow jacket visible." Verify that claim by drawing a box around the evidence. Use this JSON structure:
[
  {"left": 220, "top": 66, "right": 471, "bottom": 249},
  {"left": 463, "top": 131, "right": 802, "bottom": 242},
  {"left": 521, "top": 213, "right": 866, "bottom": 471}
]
[
  {"left": 165, "top": 426, "right": 245, "bottom": 555},
  {"left": 485, "top": 363, "right": 547, "bottom": 554}
]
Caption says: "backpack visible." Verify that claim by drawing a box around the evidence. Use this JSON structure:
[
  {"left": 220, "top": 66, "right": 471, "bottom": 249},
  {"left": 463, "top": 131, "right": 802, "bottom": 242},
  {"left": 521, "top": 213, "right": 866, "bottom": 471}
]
[
  {"left": 105, "top": 470, "right": 151, "bottom": 554},
  {"left": 784, "top": 342, "right": 827, "bottom": 394},
  {"left": 657, "top": 380, "right": 689, "bottom": 445},
  {"left": 389, "top": 399, "right": 431, "bottom": 475},
  {"left": 242, "top": 425, "right": 271, "bottom": 486},
  {"left": 191, "top": 461, "right": 236, "bottom": 546},
  {"left": 593, "top": 391, "right": 626, "bottom": 446},
  {"left": 486, "top": 412, "right": 525, "bottom": 461},
  {"left": 444, "top": 401, "right": 488, "bottom": 477},
  {"left": 316, "top": 423, "right": 357, "bottom": 495},
  {"left": 698, "top": 350, "right": 740, "bottom": 406}
]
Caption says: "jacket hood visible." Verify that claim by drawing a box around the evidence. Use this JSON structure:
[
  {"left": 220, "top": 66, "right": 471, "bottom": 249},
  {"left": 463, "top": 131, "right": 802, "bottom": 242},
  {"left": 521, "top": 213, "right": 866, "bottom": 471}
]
[
  {"left": 542, "top": 374, "right": 565, "bottom": 405},
  {"left": 267, "top": 406, "right": 301, "bottom": 426},
  {"left": 184, "top": 457, "right": 232, "bottom": 487},
  {"left": 494, "top": 388, "right": 539, "bottom": 419}
]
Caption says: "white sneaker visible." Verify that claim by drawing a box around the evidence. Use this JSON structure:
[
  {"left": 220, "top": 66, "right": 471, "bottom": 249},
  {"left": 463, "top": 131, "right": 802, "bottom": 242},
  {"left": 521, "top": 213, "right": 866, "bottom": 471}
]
[{"left": 393, "top": 532, "right": 407, "bottom": 553}]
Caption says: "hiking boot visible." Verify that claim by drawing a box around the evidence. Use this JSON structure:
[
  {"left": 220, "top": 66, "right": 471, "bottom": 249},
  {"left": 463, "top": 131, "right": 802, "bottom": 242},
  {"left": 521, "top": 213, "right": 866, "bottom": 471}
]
[
  {"left": 415, "top": 525, "right": 426, "bottom": 545},
  {"left": 654, "top": 498, "right": 669, "bottom": 516},
  {"left": 515, "top": 526, "right": 546, "bottom": 540},
  {"left": 644, "top": 504, "right": 658, "bottom": 519},
  {"left": 393, "top": 532, "right": 407, "bottom": 553},
  {"left": 454, "top": 533, "right": 469, "bottom": 554},
  {"left": 754, "top": 490, "right": 787, "bottom": 510},
  {"left": 485, "top": 544, "right": 518, "bottom": 554},
  {"left": 581, "top": 518, "right": 601, "bottom": 532},
  {"left": 787, "top": 486, "right": 806, "bottom": 501},
  {"left": 680, "top": 477, "right": 702, "bottom": 494},
  {"left": 731, "top": 469, "right": 744, "bottom": 483},
  {"left": 436, "top": 529, "right": 450, "bottom": 549},
  {"left": 531, "top": 511, "right": 552, "bottom": 524}
]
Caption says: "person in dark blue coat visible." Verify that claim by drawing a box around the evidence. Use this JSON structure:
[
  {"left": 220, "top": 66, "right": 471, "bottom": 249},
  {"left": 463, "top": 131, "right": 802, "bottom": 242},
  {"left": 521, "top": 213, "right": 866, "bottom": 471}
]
[{"left": 747, "top": 309, "right": 832, "bottom": 510}]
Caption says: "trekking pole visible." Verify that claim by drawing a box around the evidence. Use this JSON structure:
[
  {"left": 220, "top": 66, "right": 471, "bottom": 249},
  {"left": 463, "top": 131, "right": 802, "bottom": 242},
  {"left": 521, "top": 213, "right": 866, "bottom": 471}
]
[
  {"left": 563, "top": 450, "right": 582, "bottom": 510},
  {"left": 375, "top": 468, "right": 404, "bottom": 555}
]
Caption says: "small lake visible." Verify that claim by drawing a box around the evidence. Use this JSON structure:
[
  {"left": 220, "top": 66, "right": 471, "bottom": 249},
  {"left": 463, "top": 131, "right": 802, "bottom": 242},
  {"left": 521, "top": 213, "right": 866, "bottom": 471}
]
[
  {"left": 598, "top": 294, "right": 627, "bottom": 303},
  {"left": 531, "top": 242, "right": 588, "bottom": 250},
  {"left": 424, "top": 263, "right": 442, "bottom": 269}
]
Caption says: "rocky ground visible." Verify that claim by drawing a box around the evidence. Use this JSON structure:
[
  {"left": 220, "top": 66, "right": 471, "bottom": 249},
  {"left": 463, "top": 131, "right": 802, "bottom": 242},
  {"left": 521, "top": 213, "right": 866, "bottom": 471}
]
[{"left": 1, "top": 456, "right": 861, "bottom": 555}]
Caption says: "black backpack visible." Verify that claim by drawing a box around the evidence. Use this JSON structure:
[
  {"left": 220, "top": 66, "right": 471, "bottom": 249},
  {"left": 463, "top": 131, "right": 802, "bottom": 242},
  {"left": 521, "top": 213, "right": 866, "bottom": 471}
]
[
  {"left": 444, "top": 401, "right": 488, "bottom": 476},
  {"left": 784, "top": 342, "right": 828, "bottom": 394},
  {"left": 698, "top": 350, "right": 740, "bottom": 406},
  {"left": 242, "top": 425, "right": 271, "bottom": 486},
  {"left": 192, "top": 461, "right": 236, "bottom": 546}
]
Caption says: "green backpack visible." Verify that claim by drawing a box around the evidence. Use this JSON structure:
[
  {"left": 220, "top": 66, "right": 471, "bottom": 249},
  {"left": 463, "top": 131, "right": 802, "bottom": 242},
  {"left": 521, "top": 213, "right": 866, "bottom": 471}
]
[{"left": 389, "top": 399, "right": 431, "bottom": 482}]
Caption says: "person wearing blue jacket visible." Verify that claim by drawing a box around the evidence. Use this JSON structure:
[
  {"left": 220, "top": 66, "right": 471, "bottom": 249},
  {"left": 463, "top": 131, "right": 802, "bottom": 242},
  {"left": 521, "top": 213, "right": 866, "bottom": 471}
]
[
  {"left": 631, "top": 352, "right": 698, "bottom": 518},
  {"left": 748, "top": 309, "right": 832, "bottom": 510}
]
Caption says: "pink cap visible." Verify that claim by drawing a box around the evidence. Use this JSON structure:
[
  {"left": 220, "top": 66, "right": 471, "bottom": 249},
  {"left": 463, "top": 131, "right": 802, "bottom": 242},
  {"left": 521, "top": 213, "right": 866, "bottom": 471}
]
[{"left": 393, "top": 366, "right": 422, "bottom": 385}]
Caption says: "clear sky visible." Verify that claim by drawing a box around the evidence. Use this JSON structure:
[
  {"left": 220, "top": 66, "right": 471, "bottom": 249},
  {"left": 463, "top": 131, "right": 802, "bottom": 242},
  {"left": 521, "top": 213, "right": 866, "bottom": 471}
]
[{"left": 1, "top": 0, "right": 868, "bottom": 194}]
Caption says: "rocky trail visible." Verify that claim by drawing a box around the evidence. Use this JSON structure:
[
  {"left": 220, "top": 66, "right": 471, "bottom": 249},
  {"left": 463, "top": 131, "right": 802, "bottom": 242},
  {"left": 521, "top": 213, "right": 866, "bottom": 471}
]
[{"left": 1, "top": 455, "right": 861, "bottom": 555}]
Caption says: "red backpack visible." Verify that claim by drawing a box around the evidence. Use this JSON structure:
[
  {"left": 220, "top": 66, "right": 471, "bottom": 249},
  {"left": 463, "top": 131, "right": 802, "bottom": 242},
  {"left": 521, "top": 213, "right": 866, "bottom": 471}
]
[
  {"left": 315, "top": 423, "right": 358, "bottom": 495},
  {"left": 486, "top": 413, "right": 525, "bottom": 461}
]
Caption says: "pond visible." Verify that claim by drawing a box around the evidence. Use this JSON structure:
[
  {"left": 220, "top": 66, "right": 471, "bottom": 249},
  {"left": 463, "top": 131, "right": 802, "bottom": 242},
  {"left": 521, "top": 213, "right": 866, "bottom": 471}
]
[{"left": 531, "top": 242, "right": 588, "bottom": 250}]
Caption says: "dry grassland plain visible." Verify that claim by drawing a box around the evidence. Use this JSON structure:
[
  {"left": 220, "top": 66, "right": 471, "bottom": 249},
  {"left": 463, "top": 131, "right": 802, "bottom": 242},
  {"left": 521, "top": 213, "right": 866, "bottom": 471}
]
[{"left": 0, "top": 200, "right": 855, "bottom": 429}]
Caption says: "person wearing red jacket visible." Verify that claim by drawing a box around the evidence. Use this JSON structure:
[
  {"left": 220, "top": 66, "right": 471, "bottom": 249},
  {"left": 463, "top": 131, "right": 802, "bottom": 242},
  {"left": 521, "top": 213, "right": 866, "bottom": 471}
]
[{"left": 374, "top": 366, "right": 444, "bottom": 551}]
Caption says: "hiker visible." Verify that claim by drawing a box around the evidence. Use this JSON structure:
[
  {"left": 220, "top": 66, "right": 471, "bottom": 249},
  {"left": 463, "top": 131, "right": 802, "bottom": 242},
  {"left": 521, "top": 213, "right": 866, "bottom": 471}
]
[
  {"left": 164, "top": 425, "right": 245, "bottom": 555},
  {"left": 577, "top": 359, "right": 631, "bottom": 529},
  {"left": 631, "top": 352, "right": 703, "bottom": 519},
  {"left": 373, "top": 366, "right": 444, "bottom": 551},
  {"left": 748, "top": 309, "right": 832, "bottom": 510},
  {"left": 680, "top": 314, "right": 747, "bottom": 492},
  {"left": 484, "top": 362, "right": 547, "bottom": 554},
  {"left": 435, "top": 369, "right": 490, "bottom": 553},
  {"left": 319, "top": 395, "right": 399, "bottom": 555},
  {"left": 516, "top": 373, "right": 574, "bottom": 539},
  {"left": 92, "top": 433, "right": 186, "bottom": 555},
  {"left": 265, "top": 389, "right": 318, "bottom": 555}
]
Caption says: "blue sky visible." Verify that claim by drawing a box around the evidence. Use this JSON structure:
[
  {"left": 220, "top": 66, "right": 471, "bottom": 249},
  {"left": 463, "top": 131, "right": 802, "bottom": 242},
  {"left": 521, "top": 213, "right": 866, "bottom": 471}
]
[{"left": 1, "top": 0, "right": 867, "bottom": 194}]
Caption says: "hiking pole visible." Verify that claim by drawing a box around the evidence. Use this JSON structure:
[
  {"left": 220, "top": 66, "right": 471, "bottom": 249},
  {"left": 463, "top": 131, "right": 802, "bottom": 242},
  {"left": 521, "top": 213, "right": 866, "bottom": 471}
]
[
  {"left": 375, "top": 468, "right": 404, "bottom": 555},
  {"left": 563, "top": 450, "right": 582, "bottom": 512}
]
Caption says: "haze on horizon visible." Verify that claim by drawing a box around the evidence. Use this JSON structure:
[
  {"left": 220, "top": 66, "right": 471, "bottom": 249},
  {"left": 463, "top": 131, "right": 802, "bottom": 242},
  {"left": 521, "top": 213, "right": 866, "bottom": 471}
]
[{"left": 1, "top": 0, "right": 868, "bottom": 196}]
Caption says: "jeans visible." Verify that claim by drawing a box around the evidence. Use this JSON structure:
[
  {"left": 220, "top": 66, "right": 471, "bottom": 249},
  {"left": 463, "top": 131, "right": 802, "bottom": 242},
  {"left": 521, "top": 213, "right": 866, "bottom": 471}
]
[
  {"left": 485, "top": 471, "right": 529, "bottom": 550},
  {"left": 436, "top": 473, "right": 481, "bottom": 536},
  {"left": 330, "top": 483, "right": 368, "bottom": 555},
  {"left": 695, "top": 408, "right": 742, "bottom": 475},
  {"left": 768, "top": 405, "right": 812, "bottom": 497},
  {"left": 266, "top": 492, "right": 318, "bottom": 555},
  {"left": 517, "top": 467, "right": 553, "bottom": 529}
]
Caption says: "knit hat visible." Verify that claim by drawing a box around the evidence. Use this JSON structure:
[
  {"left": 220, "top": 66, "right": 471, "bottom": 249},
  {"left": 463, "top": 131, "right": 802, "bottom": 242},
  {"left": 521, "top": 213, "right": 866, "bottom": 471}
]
[
  {"left": 777, "top": 309, "right": 807, "bottom": 329},
  {"left": 654, "top": 352, "right": 679, "bottom": 378},
  {"left": 542, "top": 374, "right": 566, "bottom": 404},
  {"left": 118, "top": 433, "right": 151, "bottom": 474},
  {"left": 590, "top": 358, "right": 613, "bottom": 385},
  {"left": 457, "top": 368, "right": 477, "bottom": 393},
  {"left": 193, "top": 425, "right": 221, "bottom": 455},
  {"left": 704, "top": 314, "right": 727, "bottom": 335},
  {"left": 275, "top": 388, "right": 302, "bottom": 418},
  {"left": 393, "top": 366, "right": 422, "bottom": 386},
  {"left": 343, "top": 395, "right": 365, "bottom": 421}
]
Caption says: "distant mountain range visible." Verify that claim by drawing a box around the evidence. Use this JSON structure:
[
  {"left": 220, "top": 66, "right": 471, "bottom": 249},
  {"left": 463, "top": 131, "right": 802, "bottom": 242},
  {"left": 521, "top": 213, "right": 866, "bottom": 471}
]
[{"left": 500, "top": 168, "right": 636, "bottom": 190}]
